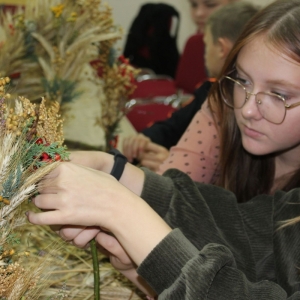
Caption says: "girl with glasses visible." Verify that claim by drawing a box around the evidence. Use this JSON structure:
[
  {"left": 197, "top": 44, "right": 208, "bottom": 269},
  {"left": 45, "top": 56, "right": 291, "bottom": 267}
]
[
  {"left": 27, "top": 1, "right": 300, "bottom": 299},
  {"left": 160, "top": 0, "right": 300, "bottom": 204},
  {"left": 210, "top": 0, "right": 300, "bottom": 203}
]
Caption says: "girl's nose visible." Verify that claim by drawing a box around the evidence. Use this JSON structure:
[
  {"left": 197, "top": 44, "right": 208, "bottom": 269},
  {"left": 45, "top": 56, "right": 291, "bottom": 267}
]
[{"left": 240, "top": 93, "right": 263, "bottom": 121}]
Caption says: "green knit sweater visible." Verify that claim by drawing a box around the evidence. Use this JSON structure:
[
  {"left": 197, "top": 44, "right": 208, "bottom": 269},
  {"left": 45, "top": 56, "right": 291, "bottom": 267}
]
[{"left": 137, "top": 168, "right": 300, "bottom": 299}]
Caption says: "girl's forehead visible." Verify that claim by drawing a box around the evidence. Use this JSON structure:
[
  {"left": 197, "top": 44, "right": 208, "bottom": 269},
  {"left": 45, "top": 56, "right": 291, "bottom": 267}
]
[
  {"left": 235, "top": 37, "right": 300, "bottom": 87},
  {"left": 237, "top": 36, "right": 300, "bottom": 68}
]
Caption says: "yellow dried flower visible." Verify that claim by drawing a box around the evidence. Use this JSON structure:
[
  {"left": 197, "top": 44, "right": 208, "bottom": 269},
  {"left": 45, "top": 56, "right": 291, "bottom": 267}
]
[
  {"left": 67, "top": 11, "right": 77, "bottom": 22},
  {"left": 51, "top": 4, "right": 65, "bottom": 18}
]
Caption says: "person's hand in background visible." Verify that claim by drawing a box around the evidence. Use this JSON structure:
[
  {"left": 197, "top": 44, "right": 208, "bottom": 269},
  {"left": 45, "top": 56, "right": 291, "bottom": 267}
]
[
  {"left": 138, "top": 143, "right": 169, "bottom": 172},
  {"left": 122, "top": 133, "right": 151, "bottom": 163}
]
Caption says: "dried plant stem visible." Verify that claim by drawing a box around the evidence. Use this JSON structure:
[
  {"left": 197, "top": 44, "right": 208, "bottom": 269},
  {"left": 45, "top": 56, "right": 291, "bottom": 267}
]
[{"left": 91, "top": 238, "right": 100, "bottom": 300}]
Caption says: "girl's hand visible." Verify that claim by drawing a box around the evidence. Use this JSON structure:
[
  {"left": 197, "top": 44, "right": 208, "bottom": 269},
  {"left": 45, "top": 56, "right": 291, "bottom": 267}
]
[
  {"left": 96, "top": 231, "right": 156, "bottom": 298},
  {"left": 57, "top": 225, "right": 100, "bottom": 248},
  {"left": 69, "top": 151, "right": 113, "bottom": 173},
  {"left": 70, "top": 151, "right": 145, "bottom": 196},
  {"left": 26, "top": 162, "right": 134, "bottom": 230},
  {"left": 54, "top": 224, "right": 156, "bottom": 297},
  {"left": 27, "top": 161, "right": 172, "bottom": 268}
]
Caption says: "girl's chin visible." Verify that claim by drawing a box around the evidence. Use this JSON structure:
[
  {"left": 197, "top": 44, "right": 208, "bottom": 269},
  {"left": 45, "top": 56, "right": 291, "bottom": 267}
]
[{"left": 242, "top": 140, "right": 271, "bottom": 156}]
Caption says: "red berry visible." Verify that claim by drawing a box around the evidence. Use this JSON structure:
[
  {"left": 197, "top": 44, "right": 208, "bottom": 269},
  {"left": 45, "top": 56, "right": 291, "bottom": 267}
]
[
  {"left": 40, "top": 152, "right": 49, "bottom": 160},
  {"left": 35, "top": 138, "right": 43, "bottom": 145},
  {"left": 54, "top": 154, "right": 61, "bottom": 161}
]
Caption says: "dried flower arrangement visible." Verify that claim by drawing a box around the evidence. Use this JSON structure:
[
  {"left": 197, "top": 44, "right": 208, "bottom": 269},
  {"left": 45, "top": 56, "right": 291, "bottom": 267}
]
[
  {"left": 15, "top": 0, "right": 122, "bottom": 103},
  {"left": 0, "top": 77, "right": 144, "bottom": 299},
  {"left": 95, "top": 54, "right": 139, "bottom": 150},
  {"left": 0, "top": 77, "right": 69, "bottom": 299},
  {"left": 0, "top": 2, "right": 142, "bottom": 297},
  {"left": 0, "top": 6, "right": 26, "bottom": 79},
  {"left": 0, "top": 0, "right": 139, "bottom": 150}
]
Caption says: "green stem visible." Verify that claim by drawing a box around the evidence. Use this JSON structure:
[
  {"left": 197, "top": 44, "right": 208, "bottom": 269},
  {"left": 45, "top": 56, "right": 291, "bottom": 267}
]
[{"left": 90, "top": 238, "right": 100, "bottom": 300}]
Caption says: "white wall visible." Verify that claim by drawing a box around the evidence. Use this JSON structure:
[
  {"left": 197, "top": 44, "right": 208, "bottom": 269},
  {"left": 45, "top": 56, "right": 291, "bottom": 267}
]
[{"left": 105, "top": 0, "right": 275, "bottom": 53}]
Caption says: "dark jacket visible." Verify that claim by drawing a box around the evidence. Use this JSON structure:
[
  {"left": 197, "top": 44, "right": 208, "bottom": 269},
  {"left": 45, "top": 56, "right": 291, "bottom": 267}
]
[
  {"left": 138, "top": 168, "right": 300, "bottom": 299},
  {"left": 141, "top": 81, "right": 212, "bottom": 149}
]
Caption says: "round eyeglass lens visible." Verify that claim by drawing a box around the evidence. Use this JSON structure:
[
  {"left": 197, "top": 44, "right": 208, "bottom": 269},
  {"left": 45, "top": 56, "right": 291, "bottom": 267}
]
[
  {"left": 255, "top": 93, "right": 286, "bottom": 124},
  {"left": 220, "top": 76, "right": 246, "bottom": 108}
]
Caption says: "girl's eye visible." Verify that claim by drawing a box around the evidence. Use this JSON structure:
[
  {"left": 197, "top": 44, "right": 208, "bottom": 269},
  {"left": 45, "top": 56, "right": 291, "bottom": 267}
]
[
  {"left": 236, "top": 76, "right": 251, "bottom": 87},
  {"left": 271, "top": 91, "right": 289, "bottom": 100}
]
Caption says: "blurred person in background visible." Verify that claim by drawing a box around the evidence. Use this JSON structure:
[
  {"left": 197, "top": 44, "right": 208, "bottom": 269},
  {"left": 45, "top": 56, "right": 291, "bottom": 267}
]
[{"left": 122, "top": 1, "right": 258, "bottom": 172}]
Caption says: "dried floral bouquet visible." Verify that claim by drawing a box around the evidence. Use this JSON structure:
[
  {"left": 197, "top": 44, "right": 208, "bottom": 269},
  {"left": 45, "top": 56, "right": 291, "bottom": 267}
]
[
  {"left": 0, "top": 77, "right": 69, "bottom": 299},
  {"left": 1, "top": 1, "right": 140, "bottom": 150}
]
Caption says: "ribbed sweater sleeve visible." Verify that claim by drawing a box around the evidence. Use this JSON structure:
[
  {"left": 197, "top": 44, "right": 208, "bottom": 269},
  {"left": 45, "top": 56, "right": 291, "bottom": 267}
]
[{"left": 138, "top": 168, "right": 300, "bottom": 299}]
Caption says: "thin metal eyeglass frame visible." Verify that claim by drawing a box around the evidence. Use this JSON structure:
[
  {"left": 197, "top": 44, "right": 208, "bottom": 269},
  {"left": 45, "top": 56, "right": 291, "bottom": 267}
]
[{"left": 219, "top": 75, "right": 300, "bottom": 123}]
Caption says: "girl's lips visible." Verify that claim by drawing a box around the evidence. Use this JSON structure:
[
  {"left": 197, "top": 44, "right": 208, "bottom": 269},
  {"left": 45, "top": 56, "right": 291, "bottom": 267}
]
[{"left": 243, "top": 125, "right": 264, "bottom": 138}]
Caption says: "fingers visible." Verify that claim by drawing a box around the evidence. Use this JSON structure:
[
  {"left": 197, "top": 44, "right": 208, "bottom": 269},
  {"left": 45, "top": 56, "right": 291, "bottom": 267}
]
[
  {"left": 59, "top": 225, "right": 86, "bottom": 241},
  {"left": 122, "top": 134, "right": 150, "bottom": 162},
  {"left": 145, "top": 142, "right": 168, "bottom": 154},
  {"left": 33, "top": 194, "right": 58, "bottom": 210},
  {"left": 96, "top": 232, "right": 132, "bottom": 265},
  {"left": 69, "top": 227, "right": 100, "bottom": 248},
  {"left": 26, "top": 210, "right": 64, "bottom": 226},
  {"left": 139, "top": 143, "right": 169, "bottom": 171}
]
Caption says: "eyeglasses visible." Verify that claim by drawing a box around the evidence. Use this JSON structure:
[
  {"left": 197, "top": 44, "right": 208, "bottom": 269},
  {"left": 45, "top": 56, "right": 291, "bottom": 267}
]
[{"left": 219, "top": 75, "right": 300, "bottom": 124}]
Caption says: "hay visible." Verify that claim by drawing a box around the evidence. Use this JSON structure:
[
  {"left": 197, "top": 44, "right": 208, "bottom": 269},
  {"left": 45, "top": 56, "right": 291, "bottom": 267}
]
[{"left": 17, "top": 205, "right": 145, "bottom": 300}]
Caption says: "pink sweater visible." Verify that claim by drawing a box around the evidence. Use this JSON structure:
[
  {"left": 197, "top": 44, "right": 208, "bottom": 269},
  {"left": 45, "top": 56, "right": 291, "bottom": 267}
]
[{"left": 157, "top": 99, "right": 220, "bottom": 183}]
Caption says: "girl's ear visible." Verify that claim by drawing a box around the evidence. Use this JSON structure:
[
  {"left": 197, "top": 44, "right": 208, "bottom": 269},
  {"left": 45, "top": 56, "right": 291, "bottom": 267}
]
[{"left": 217, "top": 37, "right": 234, "bottom": 59}]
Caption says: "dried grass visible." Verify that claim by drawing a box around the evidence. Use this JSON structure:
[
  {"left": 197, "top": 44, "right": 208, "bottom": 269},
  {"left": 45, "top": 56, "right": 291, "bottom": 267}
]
[{"left": 18, "top": 211, "right": 145, "bottom": 300}]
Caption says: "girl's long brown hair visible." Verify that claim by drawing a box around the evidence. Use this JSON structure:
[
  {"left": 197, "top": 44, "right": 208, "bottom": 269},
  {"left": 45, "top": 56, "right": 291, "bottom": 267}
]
[{"left": 208, "top": 0, "right": 300, "bottom": 202}]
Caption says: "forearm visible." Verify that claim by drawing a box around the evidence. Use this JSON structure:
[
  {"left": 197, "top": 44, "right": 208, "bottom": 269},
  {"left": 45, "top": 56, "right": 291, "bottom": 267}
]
[
  {"left": 69, "top": 151, "right": 171, "bottom": 265},
  {"left": 111, "top": 194, "right": 172, "bottom": 266},
  {"left": 70, "top": 151, "right": 145, "bottom": 196}
]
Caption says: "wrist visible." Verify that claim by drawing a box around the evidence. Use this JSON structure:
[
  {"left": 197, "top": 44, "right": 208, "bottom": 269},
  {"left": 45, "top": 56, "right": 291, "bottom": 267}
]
[
  {"left": 109, "top": 149, "right": 128, "bottom": 180},
  {"left": 112, "top": 197, "right": 172, "bottom": 266},
  {"left": 70, "top": 151, "right": 109, "bottom": 172}
]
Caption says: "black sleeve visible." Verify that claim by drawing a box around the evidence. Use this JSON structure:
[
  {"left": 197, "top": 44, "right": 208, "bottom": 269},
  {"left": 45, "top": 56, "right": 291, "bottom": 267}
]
[{"left": 141, "top": 81, "right": 212, "bottom": 149}]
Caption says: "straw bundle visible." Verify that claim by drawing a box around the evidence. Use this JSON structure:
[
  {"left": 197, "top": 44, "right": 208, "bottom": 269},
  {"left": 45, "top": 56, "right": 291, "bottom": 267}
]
[
  {"left": 15, "top": 0, "right": 123, "bottom": 104},
  {"left": 20, "top": 220, "right": 145, "bottom": 300},
  {"left": 0, "top": 7, "right": 26, "bottom": 78},
  {"left": 0, "top": 0, "right": 139, "bottom": 149},
  {"left": 0, "top": 77, "right": 70, "bottom": 299}
]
